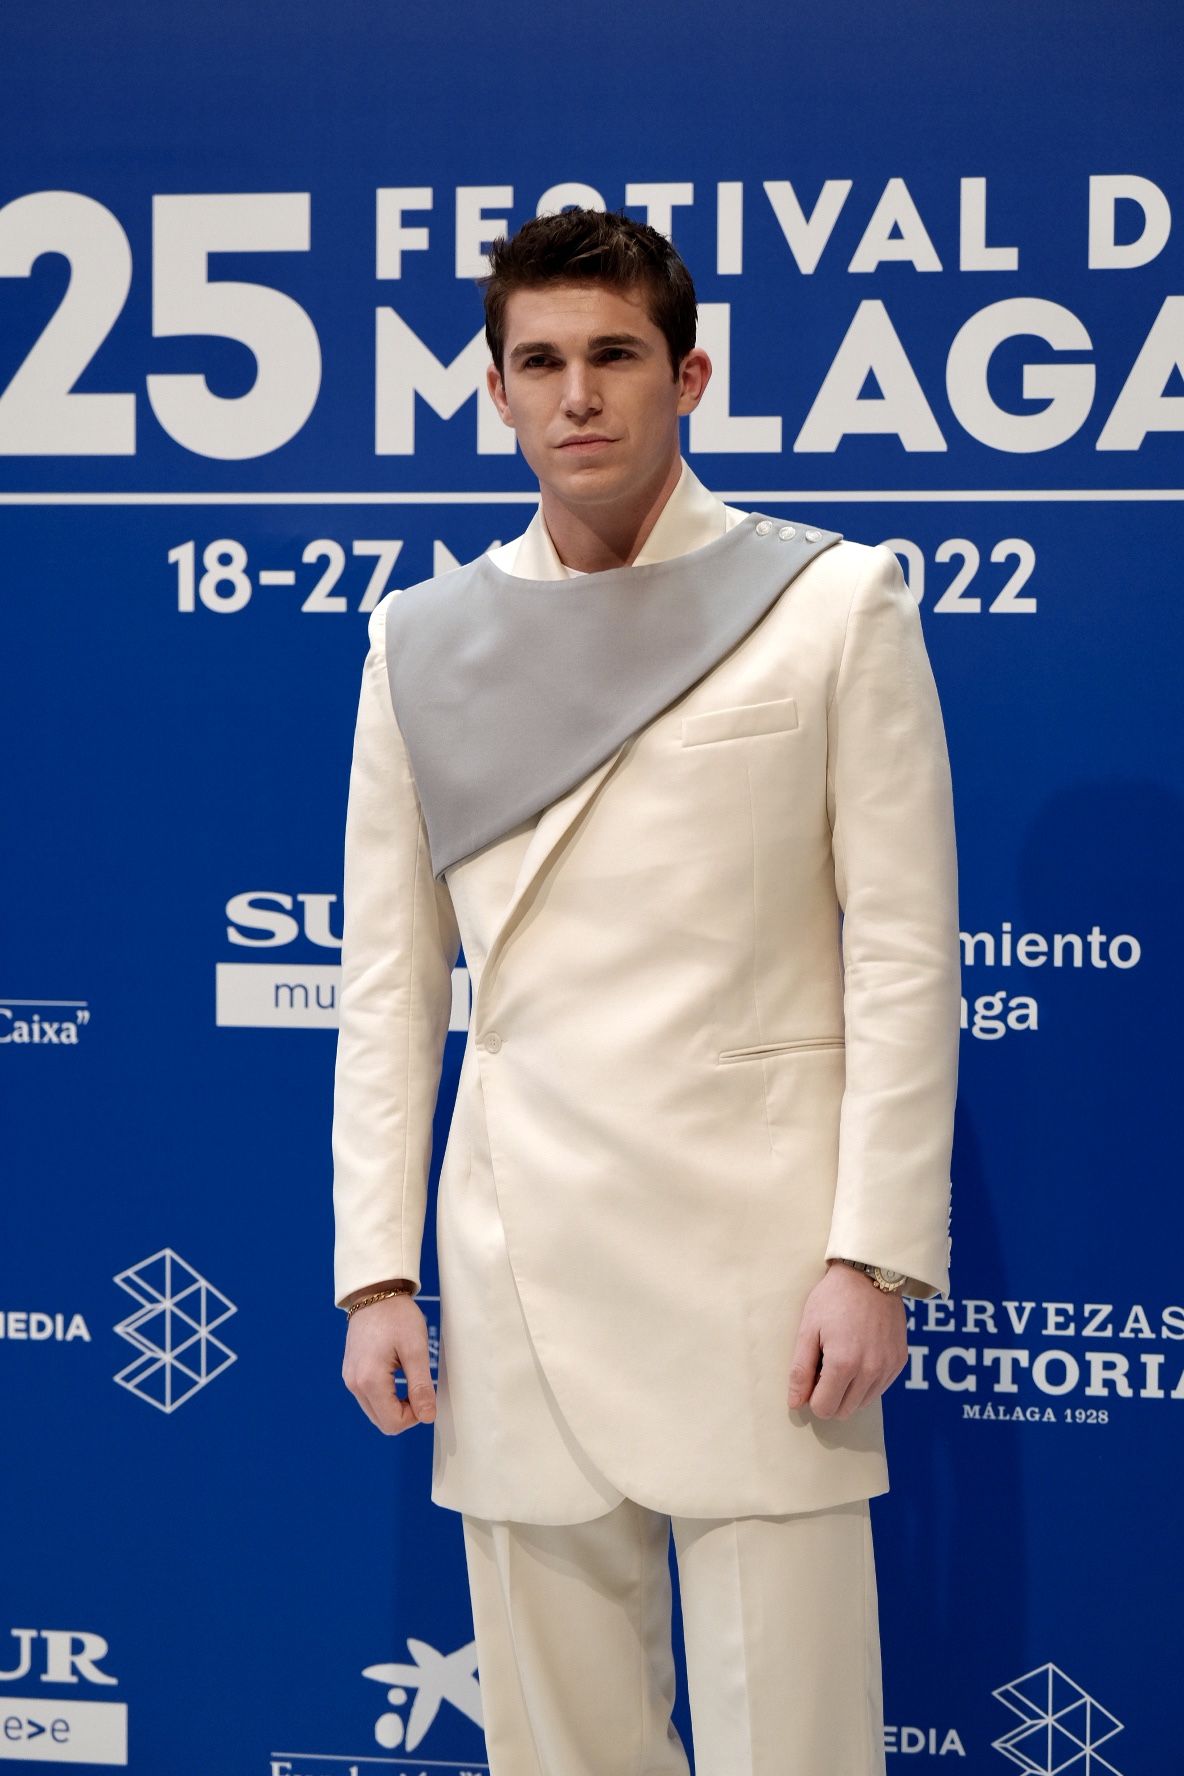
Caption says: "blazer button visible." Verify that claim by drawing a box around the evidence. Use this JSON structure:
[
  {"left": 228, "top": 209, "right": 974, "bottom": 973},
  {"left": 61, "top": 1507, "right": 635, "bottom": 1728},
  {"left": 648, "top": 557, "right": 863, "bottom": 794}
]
[
  {"left": 484, "top": 1031, "right": 502, "bottom": 1052},
  {"left": 754, "top": 519, "right": 772, "bottom": 536}
]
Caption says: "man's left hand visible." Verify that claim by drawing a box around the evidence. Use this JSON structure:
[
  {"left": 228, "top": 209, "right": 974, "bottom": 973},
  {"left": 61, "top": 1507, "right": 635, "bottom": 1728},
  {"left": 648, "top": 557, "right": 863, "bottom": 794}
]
[{"left": 787, "top": 1260, "right": 908, "bottom": 1420}]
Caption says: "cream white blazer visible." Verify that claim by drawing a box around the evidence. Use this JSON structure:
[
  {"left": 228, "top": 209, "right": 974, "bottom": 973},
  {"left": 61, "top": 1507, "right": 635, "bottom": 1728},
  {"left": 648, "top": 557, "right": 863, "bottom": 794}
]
[{"left": 332, "top": 459, "right": 961, "bottom": 1519}]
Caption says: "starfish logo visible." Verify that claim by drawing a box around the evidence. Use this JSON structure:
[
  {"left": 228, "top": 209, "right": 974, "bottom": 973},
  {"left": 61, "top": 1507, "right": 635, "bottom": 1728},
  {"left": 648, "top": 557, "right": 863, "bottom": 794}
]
[
  {"left": 113, "top": 1247, "right": 237, "bottom": 1413},
  {"left": 993, "top": 1661, "right": 1123, "bottom": 1773},
  {"left": 363, "top": 1638, "right": 484, "bottom": 1752}
]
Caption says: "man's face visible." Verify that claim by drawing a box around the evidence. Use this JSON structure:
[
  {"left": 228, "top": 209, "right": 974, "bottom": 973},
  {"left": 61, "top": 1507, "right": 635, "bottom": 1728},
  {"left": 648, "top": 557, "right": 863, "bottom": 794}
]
[{"left": 486, "top": 280, "right": 710, "bottom": 509}]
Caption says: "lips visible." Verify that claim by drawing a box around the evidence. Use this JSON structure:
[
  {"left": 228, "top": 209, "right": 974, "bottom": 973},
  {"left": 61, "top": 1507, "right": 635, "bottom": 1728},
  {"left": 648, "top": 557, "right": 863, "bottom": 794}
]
[{"left": 559, "top": 437, "right": 616, "bottom": 449}]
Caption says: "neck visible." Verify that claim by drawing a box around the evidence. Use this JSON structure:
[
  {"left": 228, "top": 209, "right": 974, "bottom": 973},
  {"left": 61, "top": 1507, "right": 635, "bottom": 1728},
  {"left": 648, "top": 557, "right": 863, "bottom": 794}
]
[{"left": 537, "top": 449, "right": 683, "bottom": 574}]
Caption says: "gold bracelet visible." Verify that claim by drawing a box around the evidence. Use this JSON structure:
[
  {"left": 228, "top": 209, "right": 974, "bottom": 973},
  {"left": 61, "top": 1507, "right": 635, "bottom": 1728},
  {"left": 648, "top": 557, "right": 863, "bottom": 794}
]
[{"left": 344, "top": 1283, "right": 415, "bottom": 1317}]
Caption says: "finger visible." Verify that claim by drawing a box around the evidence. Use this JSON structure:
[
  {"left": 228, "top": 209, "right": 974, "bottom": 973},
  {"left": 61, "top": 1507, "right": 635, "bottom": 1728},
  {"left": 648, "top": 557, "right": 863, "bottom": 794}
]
[
  {"left": 401, "top": 1348, "right": 438, "bottom": 1423},
  {"left": 834, "top": 1372, "right": 881, "bottom": 1419},
  {"left": 833, "top": 1377, "right": 866, "bottom": 1420},
  {"left": 805, "top": 1352, "right": 854, "bottom": 1419},
  {"left": 787, "top": 1325, "right": 822, "bottom": 1408},
  {"left": 361, "top": 1371, "right": 419, "bottom": 1435},
  {"left": 354, "top": 1388, "right": 409, "bottom": 1435},
  {"left": 387, "top": 1315, "right": 437, "bottom": 1423}
]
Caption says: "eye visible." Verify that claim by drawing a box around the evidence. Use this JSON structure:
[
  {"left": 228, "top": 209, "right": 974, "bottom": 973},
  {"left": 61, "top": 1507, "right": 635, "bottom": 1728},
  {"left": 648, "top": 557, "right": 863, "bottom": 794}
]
[{"left": 519, "top": 349, "right": 634, "bottom": 369}]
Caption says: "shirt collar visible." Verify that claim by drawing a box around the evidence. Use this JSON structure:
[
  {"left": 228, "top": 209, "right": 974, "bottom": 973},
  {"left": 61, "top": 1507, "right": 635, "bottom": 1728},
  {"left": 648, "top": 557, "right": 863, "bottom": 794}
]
[{"left": 501, "top": 456, "right": 733, "bottom": 580}]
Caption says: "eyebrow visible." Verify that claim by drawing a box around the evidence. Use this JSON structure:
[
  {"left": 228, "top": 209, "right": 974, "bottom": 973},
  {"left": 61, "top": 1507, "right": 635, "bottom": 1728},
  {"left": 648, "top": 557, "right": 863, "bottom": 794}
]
[{"left": 508, "top": 332, "right": 651, "bottom": 363}]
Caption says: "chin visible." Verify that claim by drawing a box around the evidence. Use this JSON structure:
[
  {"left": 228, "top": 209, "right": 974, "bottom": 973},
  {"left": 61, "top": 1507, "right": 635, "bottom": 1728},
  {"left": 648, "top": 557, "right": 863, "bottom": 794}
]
[
  {"left": 545, "top": 459, "right": 624, "bottom": 495},
  {"left": 558, "top": 451, "right": 631, "bottom": 481}
]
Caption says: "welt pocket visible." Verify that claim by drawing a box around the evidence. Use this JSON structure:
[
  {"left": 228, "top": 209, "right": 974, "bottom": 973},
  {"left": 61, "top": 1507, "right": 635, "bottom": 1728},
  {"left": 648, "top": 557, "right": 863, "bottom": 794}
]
[
  {"left": 681, "top": 696, "right": 799, "bottom": 747},
  {"left": 717, "top": 1036, "right": 845, "bottom": 1064}
]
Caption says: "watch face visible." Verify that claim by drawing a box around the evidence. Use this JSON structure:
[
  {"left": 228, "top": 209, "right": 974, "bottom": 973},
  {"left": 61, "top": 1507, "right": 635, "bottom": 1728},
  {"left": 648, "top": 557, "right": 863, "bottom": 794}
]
[{"left": 877, "top": 1268, "right": 906, "bottom": 1284}]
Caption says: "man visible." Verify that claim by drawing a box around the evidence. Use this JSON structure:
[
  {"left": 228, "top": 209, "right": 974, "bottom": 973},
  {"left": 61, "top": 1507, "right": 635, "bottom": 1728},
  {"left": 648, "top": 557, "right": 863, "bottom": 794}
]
[{"left": 332, "top": 208, "right": 960, "bottom": 1775}]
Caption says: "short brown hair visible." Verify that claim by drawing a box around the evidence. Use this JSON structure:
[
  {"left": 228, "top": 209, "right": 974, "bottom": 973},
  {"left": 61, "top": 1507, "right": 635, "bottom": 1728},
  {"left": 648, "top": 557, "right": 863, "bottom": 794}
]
[{"left": 477, "top": 207, "right": 698, "bottom": 383}]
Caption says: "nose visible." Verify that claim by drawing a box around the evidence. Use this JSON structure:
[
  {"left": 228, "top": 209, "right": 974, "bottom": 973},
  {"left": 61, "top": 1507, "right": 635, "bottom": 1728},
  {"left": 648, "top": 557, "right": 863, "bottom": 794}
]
[{"left": 561, "top": 361, "right": 602, "bottom": 419}]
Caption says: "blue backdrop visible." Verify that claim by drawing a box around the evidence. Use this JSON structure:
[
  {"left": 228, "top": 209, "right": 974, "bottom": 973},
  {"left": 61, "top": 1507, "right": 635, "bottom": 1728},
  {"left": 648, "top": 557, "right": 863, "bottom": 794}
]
[{"left": 3, "top": 2, "right": 1181, "bottom": 1771}]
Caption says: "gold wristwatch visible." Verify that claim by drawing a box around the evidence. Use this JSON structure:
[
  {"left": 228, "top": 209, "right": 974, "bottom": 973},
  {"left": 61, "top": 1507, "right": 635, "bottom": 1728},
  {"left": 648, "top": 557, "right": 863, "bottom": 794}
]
[{"left": 835, "top": 1259, "right": 907, "bottom": 1294}]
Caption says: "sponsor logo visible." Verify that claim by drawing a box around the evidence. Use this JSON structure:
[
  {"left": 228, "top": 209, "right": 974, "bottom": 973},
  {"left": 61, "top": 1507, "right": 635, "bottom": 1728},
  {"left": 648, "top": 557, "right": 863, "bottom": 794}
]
[
  {"left": 0, "top": 1310, "right": 90, "bottom": 1342},
  {"left": 993, "top": 1662, "right": 1122, "bottom": 1773},
  {"left": 0, "top": 1626, "right": 126, "bottom": 1766},
  {"left": 905, "top": 1294, "right": 1184, "bottom": 1418},
  {"left": 884, "top": 1725, "right": 966, "bottom": 1756},
  {"left": 362, "top": 1637, "right": 484, "bottom": 1752},
  {"left": 268, "top": 1635, "right": 486, "bottom": 1775},
  {"left": 0, "top": 997, "right": 90, "bottom": 1047},
  {"left": 113, "top": 1248, "right": 237, "bottom": 1413},
  {"left": 962, "top": 922, "right": 1141, "bottom": 974},
  {"left": 217, "top": 891, "right": 469, "bottom": 1030},
  {"left": 961, "top": 920, "right": 1141, "bottom": 1041}
]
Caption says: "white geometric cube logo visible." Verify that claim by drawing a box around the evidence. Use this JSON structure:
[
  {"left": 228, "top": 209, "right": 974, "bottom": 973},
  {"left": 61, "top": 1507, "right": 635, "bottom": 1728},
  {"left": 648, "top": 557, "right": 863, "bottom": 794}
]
[
  {"left": 993, "top": 1661, "right": 1123, "bottom": 1773},
  {"left": 113, "top": 1246, "right": 237, "bottom": 1412}
]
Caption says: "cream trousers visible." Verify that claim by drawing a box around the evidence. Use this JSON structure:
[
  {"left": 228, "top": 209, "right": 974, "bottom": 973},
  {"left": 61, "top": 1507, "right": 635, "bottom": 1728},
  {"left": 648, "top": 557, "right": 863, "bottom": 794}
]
[{"left": 461, "top": 1493, "right": 887, "bottom": 1776}]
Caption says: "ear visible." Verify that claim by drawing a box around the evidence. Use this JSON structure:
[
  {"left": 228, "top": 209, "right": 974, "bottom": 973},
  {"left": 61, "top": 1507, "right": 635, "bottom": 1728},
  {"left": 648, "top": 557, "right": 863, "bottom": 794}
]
[
  {"left": 675, "top": 347, "right": 712, "bottom": 418},
  {"left": 486, "top": 362, "right": 515, "bottom": 428}
]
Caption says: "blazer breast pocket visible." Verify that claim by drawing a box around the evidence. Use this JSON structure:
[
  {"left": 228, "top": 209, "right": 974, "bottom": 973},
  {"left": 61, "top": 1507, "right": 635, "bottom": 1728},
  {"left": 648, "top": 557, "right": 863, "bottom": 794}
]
[{"left": 681, "top": 696, "right": 799, "bottom": 747}]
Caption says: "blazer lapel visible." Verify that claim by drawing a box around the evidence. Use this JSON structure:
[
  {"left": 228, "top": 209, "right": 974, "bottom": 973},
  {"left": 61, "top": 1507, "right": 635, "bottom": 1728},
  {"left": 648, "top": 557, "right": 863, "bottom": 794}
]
[{"left": 478, "top": 741, "right": 630, "bottom": 993}]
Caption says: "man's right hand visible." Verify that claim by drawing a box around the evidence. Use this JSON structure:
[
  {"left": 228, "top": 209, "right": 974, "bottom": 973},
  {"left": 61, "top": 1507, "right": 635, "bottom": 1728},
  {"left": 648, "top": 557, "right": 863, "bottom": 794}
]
[{"left": 342, "top": 1294, "right": 437, "bottom": 1435}]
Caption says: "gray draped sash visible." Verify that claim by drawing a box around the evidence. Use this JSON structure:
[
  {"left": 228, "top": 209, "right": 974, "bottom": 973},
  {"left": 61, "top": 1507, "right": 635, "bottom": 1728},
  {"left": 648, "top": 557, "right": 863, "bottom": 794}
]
[{"left": 384, "top": 511, "right": 842, "bottom": 879}]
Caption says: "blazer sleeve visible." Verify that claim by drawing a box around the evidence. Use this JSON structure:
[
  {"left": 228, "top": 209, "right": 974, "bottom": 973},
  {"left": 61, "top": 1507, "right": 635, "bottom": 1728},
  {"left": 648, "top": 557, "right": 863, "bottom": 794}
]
[
  {"left": 331, "top": 596, "right": 462, "bottom": 1307},
  {"left": 823, "top": 544, "right": 961, "bottom": 1301}
]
